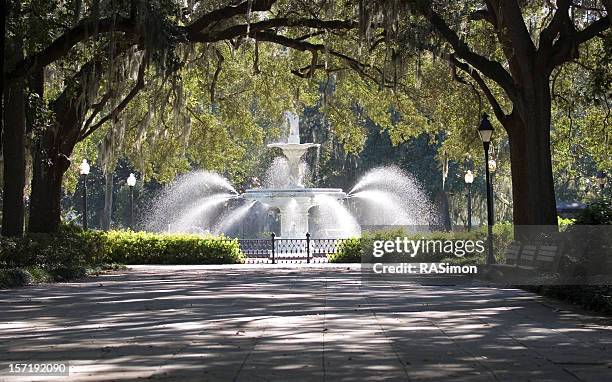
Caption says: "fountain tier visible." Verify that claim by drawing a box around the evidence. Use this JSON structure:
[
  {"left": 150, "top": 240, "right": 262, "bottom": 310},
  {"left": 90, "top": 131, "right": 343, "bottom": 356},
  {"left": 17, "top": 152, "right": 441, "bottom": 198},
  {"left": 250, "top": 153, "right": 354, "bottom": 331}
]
[
  {"left": 266, "top": 111, "right": 319, "bottom": 188},
  {"left": 244, "top": 112, "right": 342, "bottom": 237},
  {"left": 243, "top": 188, "right": 346, "bottom": 238}
]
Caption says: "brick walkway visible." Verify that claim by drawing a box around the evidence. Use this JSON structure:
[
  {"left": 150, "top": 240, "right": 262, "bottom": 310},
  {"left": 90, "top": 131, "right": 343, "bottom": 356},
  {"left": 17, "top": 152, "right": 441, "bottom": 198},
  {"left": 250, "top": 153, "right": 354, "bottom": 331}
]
[{"left": 1, "top": 264, "right": 610, "bottom": 381}]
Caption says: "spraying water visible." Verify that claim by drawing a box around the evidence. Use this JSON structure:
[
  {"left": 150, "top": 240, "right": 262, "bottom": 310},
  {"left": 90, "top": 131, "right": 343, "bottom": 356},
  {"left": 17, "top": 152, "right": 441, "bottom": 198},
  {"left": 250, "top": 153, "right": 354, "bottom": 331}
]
[
  {"left": 347, "top": 166, "right": 433, "bottom": 226},
  {"left": 145, "top": 170, "right": 237, "bottom": 232},
  {"left": 349, "top": 190, "right": 412, "bottom": 225},
  {"left": 145, "top": 114, "right": 435, "bottom": 238},
  {"left": 169, "top": 194, "right": 233, "bottom": 233},
  {"left": 213, "top": 200, "right": 257, "bottom": 235},
  {"left": 313, "top": 194, "right": 361, "bottom": 238}
]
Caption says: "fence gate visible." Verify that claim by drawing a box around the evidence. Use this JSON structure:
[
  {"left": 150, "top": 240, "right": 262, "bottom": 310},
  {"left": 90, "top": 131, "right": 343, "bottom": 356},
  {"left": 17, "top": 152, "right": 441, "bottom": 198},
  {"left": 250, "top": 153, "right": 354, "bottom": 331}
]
[{"left": 238, "top": 234, "right": 346, "bottom": 264}]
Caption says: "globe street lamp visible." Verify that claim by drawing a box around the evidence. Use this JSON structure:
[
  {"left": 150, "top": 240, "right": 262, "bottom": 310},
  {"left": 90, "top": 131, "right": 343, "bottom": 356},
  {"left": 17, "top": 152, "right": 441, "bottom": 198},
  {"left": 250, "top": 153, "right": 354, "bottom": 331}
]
[
  {"left": 478, "top": 114, "right": 495, "bottom": 265},
  {"left": 127, "top": 173, "right": 137, "bottom": 229},
  {"left": 464, "top": 170, "right": 474, "bottom": 231},
  {"left": 488, "top": 158, "right": 497, "bottom": 173},
  {"left": 79, "top": 159, "right": 90, "bottom": 230},
  {"left": 596, "top": 171, "right": 607, "bottom": 193}
]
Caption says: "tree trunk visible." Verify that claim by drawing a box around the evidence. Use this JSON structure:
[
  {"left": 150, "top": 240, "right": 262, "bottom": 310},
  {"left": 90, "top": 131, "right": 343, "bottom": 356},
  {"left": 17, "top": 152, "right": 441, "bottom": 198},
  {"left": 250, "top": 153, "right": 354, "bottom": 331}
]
[
  {"left": 0, "top": 0, "right": 6, "bottom": 149},
  {"left": 28, "top": 59, "right": 103, "bottom": 233},
  {"left": 1, "top": 39, "right": 26, "bottom": 237},
  {"left": 25, "top": 68, "right": 45, "bottom": 227},
  {"left": 434, "top": 191, "right": 452, "bottom": 231},
  {"left": 28, "top": 136, "right": 70, "bottom": 233},
  {"left": 506, "top": 79, "right": 558, "bottom": 229}
]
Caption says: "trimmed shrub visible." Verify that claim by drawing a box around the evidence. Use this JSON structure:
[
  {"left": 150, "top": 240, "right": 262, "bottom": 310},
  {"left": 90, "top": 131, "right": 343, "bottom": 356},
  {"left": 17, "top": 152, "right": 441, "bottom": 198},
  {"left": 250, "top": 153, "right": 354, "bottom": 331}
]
[
  {"left": 0, "top": 268, "right": 32, "bottom": 288},
  {"left": 574, "top": 197, "right": 612, "bottom": 225},
  {"left": 329, "top": 224, "right": 514, "bottom": 264},
  {"left": 525, "top": 285, "right": 612, "bottom": 315},
  {"left": 103, "top": 231, "right": 244, "bottom": 265},
  {"left": 329, "top": 238, "right": 361, "bottom": 263},
  {"left": 0, "top": 226, "right": 245, "bottom": 272},
  {"left": 0, "top": 226, "right": 105, "bottom": 269}
]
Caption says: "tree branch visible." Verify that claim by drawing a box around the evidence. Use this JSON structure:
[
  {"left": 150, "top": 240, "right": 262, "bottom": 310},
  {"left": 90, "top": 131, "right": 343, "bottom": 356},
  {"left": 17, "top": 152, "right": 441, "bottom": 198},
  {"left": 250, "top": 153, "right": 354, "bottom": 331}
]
[
  {"left": 82, "top": 90, "right": 113, "bottom": 133},
  {"left": 605, "top": 0, "right": 612, "bottom": 24},
  {"left": 253, "top": 32, "right": 391, "bottom": 85},
  {"left": 550, "top": 15, "right": 610, "bottom": 67},
  {"left": 79, "top": 55, "right": 146, "bottom": 142},
  {"left": 469, "top": 9, "right": 494, "bottom": 24},
  {"left": 449, "top": 55, "right": 508, "bottom": 125},
  {"left": 186, "top": 0, "right": 277, "bottom": 35},
  {"left": 413, "top": 4, "right": 517, "bottom": 102},
  {"left": 290, "top": 64, "right": 343, "bottom": 78},
  {"left": 254, "top": 31, "right": 324, "bottom": 51},
  {"left": 539, "top": 0, "right": 572, "bottom": 49},
  {"left": 189, "top": 18, "right": 357, "bottom": 42},
  {"left": 210, "top": 48, "right": 224, "bottom": 104},
  {"left": 575, "top": 15, "right": 610, "bottom": 44},
  {"left": 6, "top": 16, "right": 135, "bottom": 82},
  {"left": 496, "top": 1, "right": 537, "bottom": 60}
]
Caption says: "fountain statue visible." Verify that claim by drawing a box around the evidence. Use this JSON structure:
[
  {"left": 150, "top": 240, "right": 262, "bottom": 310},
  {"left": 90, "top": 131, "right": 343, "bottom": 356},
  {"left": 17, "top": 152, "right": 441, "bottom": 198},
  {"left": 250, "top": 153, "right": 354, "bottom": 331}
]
[
  {"left": 266, "top": 111, "right": 319, "bottom": 187},
  {"left": 244, "top": 112, "right": 346, "bottom": 237},
  {"left": 146, "top": 111, "right": 434, "bottom": 238}
]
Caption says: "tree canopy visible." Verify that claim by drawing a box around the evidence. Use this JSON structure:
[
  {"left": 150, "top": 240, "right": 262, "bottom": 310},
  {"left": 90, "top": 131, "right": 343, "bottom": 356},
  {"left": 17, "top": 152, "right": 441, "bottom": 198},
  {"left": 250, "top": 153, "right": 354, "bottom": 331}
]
[{"left": 1, "top": 0, "right": 610, "bottom": 234}]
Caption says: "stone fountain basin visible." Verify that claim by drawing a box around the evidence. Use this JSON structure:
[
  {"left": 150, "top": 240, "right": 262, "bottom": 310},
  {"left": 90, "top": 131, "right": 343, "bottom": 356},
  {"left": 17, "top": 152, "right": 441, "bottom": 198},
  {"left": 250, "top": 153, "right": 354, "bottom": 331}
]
[
  {"left": 243, "top": 188, "right": 346, "bottom": 207},
  {"left": 267, "top": 143, "right": 320, "bottom": 150},
  {"left": 243, "top": 188, "right": 347, "bottom": 238}
]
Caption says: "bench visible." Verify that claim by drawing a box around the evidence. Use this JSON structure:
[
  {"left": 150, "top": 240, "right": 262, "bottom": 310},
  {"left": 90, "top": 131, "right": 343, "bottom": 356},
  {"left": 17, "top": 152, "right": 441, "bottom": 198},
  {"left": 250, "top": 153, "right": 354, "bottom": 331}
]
[{"left": 485, "top": 240, "right": 564, "bottom": 280}]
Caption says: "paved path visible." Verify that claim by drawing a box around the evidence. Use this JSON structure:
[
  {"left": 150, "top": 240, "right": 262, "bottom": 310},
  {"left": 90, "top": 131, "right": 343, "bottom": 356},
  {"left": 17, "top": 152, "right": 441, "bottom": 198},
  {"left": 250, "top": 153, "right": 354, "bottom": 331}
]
[{"left": 0, "top": 265, "right": 611, "bottom": 381}]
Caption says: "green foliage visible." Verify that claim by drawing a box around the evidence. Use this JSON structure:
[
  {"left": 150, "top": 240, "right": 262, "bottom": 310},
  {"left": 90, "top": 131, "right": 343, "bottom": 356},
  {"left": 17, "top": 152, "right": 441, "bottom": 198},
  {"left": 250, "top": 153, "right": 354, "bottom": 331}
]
[
  {"left": 0, "top": 268, "right": 32, "bottom": 288},
  {"left": 558, "top": 216, "right": 576, "bottom": 228},
  {"left": 491, "top": 222, "right": 515, "bottom": 254},
  {"left": 329, "top": 238, "right": 362, "bottom": 263},
  {"left": 0, "top": 264, "right": 127, "bottom": 288},
  {"left": 0, "top": 226, "right": 245, "bottom": 271},
  {"left": 525, "top": 285, "right": 612, "bottom": 315},
  {"left": 0, "top": 225, "right": 106, "bottom": 269},
  {"left": 116, "top": 41, "right": 321, "bottom": 187},
  {"left": 24, "top": 266, "right": 54, "bottom": 283},
  {"left": 14, "top": 0, "right": 612, "bottom": 236},
  {"left": 329, "top": 225, "right": 514, "bottom": 263},
  {"left": 103, "top": 231, "right": 244, "bottom": 265},
  {"left": 574, "top": 198, "right": 612, "bottom": 225}
]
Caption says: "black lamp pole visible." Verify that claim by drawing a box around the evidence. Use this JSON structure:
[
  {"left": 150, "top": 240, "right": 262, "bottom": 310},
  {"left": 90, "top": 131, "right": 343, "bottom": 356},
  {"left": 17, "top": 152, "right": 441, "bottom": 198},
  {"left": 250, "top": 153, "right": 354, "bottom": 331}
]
[
  {"left": 484, "top": 146, "right": 494, "bottom": 261},
  {"left": 129, "top": 185, "right": 134, "bottom": 229},
  {"left": 127, "top": 173, "right": 136, "bottom": 230},
  {"left": 464, "top": 170, "right": 474, "bottom": 232},
  {"left": 82, "top": 174, "right": 88, "bottom": 230},
  {"left": 80, "top": 159, "right": 90, "bottom": 230},
  {"left": 478, "top": 114, "right": 495, "bottom": 265},
  {"left": 467, "top": 183, "right": 472, "bottom": 231}
]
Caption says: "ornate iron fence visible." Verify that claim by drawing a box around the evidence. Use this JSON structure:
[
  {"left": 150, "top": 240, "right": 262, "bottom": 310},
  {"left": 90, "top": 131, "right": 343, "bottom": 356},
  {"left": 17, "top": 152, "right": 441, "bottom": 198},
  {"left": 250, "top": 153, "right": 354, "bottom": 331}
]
[{"left": 238, "top": 233, "right": 347, "bottom": 264}]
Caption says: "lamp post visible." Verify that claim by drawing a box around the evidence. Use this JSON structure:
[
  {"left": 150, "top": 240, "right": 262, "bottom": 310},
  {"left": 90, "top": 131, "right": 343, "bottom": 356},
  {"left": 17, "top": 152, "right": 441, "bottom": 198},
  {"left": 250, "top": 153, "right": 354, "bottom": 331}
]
[
  {"left": 79, "top": 159, "right": 90, "bottom": 230},
  {"left": 488, "top": 158, "right": 497, "bottom": 224},
  {"left": 478, "top": 114, "right": 495, "bottom": 265},
  {"left": 596, "top": 171, "right": 607, "bottom": 193},
  {"left": 127, "top": 173, "right": 136, "bottom": 230},
  {"left": 464, "top": 170, "right": 474, "bottom": 231}
]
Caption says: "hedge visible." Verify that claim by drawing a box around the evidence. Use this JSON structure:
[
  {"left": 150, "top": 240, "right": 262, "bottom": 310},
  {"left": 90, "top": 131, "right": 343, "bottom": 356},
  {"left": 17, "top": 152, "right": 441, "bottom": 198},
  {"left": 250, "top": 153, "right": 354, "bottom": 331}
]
[
  {"left": 574, "top": 197, "right": 611, "bottom": 225},
  {"left": 102, "top": 231, "right": 244, "bottom": 265},
  {"left": 0, "top": 227, "right": 105, "bottom": 269},
  {"left": 0, "top": 225, "right": 245, "bottom": 270},
  {"left": 329, "top": 224, "right": 514, "bottom": 264}
]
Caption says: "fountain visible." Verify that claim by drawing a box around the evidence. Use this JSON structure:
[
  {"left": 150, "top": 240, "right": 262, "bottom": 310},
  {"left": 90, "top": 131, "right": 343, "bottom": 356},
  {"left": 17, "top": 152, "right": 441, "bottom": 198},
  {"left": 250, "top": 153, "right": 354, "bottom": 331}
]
[
  {"left": 145, "top": 112, "right": 433, "bottom": 238},
  {"left": 243, "top": 112, "right": 347, "bottom": 237}
]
